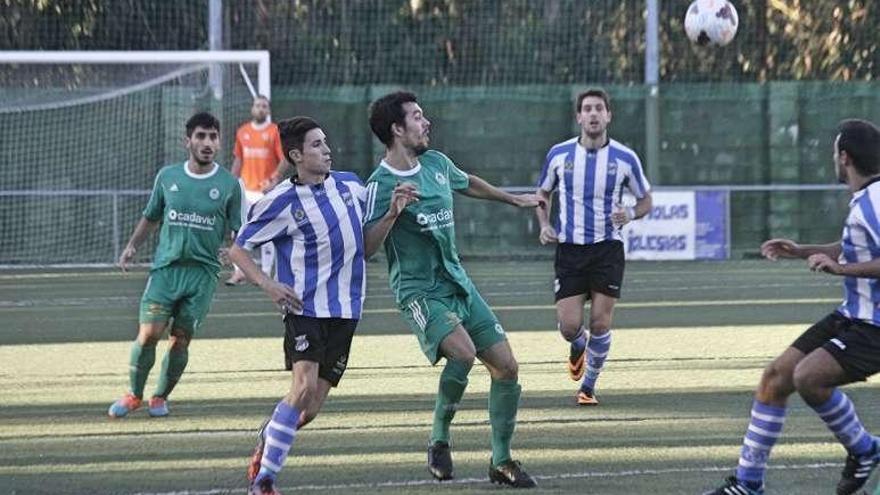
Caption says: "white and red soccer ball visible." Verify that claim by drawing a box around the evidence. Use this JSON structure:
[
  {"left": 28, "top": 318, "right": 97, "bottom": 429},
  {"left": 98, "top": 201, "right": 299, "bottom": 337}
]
[{"left": 684, "top": 0, "right": 739, "bottom": 47}]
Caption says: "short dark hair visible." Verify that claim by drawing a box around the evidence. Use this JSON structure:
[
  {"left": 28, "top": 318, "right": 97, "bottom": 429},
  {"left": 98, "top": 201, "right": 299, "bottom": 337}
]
[
  {"left": 838, "top": 119, "right": 880, "bottom": 176},
  {"left": 369, "top": 91, "right": 418, "bottom": 147},
  {"left": 575, "top": 88, "right": 611, "bottom": 113},
  {"left": 254, "top": 94, "right": 270, "bottom": 104},
  {"left": 277, "top": 116, "right": 322, "bottom": 158},
  {"left": 185, "top": 112, "right": 220, "bottom": 137}
]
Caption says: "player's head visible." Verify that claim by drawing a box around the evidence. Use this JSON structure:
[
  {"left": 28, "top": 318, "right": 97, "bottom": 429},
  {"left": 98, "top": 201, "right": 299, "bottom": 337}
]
[
  {"left": 184, "top": 112, "right": 220, "bottom": 166},
  {"left": 834, "top": 119, "right": 880, "bottom": 184},
  {"left": 251, "top": 95, "right": 271, "bottom": 123},
  {"left": 369, "top": 91, "right": 430, "bottom": 155},
  {"left": 575, "top": 88, "right": 612, "bottom": 140},
  {"left": 278, "top": 116, "right": 331, "bottom": 176}
]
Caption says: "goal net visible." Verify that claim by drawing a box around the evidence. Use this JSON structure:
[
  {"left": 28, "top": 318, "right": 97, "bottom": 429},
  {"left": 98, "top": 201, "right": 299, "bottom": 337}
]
[{"left": 0, "top": 51, "right": 270, "bottom": 266}]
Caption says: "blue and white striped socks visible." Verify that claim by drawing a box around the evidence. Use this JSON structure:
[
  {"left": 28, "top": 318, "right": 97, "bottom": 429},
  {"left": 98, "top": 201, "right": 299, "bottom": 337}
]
[
  {"left": 256, "top": 401, "right": 301, "bottom": 483},
  {"left": 581, "top": 331, "right": 611, "bottom": 392},
  {"left": 735, "top": 400, "right": 786, "bottom": 489},
  {"left": 568, "top": 326, "right": 587, "bottom": 356},
  {"left": 812, "top": 389, "right": 876, "bottom": 457}
]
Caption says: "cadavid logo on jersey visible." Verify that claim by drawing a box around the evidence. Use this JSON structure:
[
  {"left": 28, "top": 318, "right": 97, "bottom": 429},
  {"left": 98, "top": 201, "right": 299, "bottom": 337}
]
[
  {"left": 167, "top": 209, "right": 217, "bottom": 230},
  {"left": 209, "top": 188, "right": 220, "bottom": 200},
  {"left": 434, "top": 172, "right": 447, "bottom": 185},
  {"left": 415, "top": 208, "right": 454, "bottom": 231}
]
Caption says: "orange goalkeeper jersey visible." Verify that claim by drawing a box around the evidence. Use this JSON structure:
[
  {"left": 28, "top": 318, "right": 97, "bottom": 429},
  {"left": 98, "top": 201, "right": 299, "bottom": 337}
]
[{"left": 233, "top": 121, "right": 285, "bottom": 192}]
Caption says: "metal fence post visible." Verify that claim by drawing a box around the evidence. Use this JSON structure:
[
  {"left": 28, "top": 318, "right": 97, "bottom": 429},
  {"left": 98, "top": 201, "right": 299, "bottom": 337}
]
[
  {"left": 112, "top": 193, "right": 120, "bottom": 263},
  {"left": 645, "top": 0, "right": 660, "bottom": 183}
]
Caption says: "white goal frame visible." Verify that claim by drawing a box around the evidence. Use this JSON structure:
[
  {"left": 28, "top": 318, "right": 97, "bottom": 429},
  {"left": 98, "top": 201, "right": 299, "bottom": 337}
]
[
  {"left": 0, "top": 50, "right": 271, "bottom": 268},
  {"left": 0, "top": 50, "right": 271, "bottom": 99}
]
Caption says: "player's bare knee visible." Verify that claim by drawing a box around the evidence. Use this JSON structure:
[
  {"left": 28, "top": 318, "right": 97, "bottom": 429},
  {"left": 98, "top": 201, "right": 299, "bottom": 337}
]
[
  {"left": 290, "top": 378, "right": 318, "bottom": 407},
  {"left": 494, "top": 357, "right": 519, "bottom": 381},
  {"left": 168, "top": 333, "right": 190, "bottom": 351},
  {"left": 588, "top": 315, "right": 611, "bottom": 334},
  {"left": 137, "top": 325, "right": 164, "bottom": 345},
  {"left": 558, "top": 321, "right": 582, "bottom": 341},
  {"left": 444, "top": 338, "right": 477, "bottom": 365},
  {"left": 756, "top": 360, "right": 795, "bottom": 401},
  {"left": 791, "top": 360, "right": 819, "bottom": 394}
]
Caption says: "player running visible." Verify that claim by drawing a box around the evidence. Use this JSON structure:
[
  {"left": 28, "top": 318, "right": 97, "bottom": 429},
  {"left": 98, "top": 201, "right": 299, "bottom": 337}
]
[{"left": 535, "top": 88, "right": 652, "bottom": 406}]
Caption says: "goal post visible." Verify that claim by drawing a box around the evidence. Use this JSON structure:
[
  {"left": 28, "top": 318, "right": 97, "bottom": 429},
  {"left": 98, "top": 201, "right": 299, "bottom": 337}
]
[
  {"left": 0, "top": 51, "right": 271, "bottom": 99},
  {"left": 0, "top": 50, "right": 271, "bottom": 267}
]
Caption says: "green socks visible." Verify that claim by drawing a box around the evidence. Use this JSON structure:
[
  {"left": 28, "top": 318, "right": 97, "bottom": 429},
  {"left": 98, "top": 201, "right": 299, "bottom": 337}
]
[
  {"left": 129, "top": 341, "right": 156, "bottom": 398},
  {"left": 431, "top": 359, "right": 472, "bottom": 444},
  {"left": 488, "top": 378, "right": 521, "bottom": 466},
  {"left": 153, "top": 347, "right": 189, "bottom": 399}
]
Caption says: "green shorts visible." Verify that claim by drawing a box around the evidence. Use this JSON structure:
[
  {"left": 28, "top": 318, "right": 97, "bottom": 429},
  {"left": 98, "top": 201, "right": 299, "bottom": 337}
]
[
  {"left": 139, "top": 263, "right": 219, "bottom": 335},
  {"left": 400, "top": 288, "right": 507, "bottom": 365}
]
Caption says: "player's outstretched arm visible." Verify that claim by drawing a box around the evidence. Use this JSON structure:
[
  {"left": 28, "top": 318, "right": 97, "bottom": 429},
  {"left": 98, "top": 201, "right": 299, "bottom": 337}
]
[
  {"left": 461, "top": 174, "right": 546, "bottom": 209},
  {"left": 363, "top": 183, "right": 420, "bottom": 258},
  {"left": 761, "top": 239, "right": 841, "bottom": 261},
  {"left": 227, "top": 244, "right": 302, "bottom": 313},
  {"left": 118, "top": 217, "right": 160, "bottom": 272}
]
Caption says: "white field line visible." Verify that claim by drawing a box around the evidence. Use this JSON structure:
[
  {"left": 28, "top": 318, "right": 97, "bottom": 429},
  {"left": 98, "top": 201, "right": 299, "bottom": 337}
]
[
  {"left": 130, "top": 461, "right": 841, "bottom": 494},
  {"left": 0, "top": 297, "right": 841, "bottom": 316}
]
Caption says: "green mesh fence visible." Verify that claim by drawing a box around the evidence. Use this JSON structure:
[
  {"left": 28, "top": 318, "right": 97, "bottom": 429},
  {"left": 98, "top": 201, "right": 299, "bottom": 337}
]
[{"left": 1, "top": 0, "right": 878, "bottom": 263}]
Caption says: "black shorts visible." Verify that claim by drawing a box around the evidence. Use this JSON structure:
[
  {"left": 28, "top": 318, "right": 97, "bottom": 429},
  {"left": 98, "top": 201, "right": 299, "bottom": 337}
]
[
  {"left": 792, "top": 312, "right": 880, "bottom": 381},
  {"left": 554, "top": 241, "right": 625, "bottom": 301},
  {"left": 283, "top": 314, "right": 358, "bottom": 387}
]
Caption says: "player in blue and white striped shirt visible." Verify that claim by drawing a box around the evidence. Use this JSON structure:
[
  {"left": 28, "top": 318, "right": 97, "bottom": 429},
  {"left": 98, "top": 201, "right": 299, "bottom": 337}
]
[
  {"left": 228, "top": 116, "right": 416, "bottom": 495},
  {"left": 535, "top": 88, "right": 652, "bottom": 406},
  {"left": 704, "top": 119, "right": 880, "bottom": 495}
]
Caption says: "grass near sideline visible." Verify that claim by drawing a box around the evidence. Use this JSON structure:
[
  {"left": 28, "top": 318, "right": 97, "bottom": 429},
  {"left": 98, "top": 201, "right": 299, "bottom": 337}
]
[{"left": 1, "top": 260, "right": 878, "bottom": 494}]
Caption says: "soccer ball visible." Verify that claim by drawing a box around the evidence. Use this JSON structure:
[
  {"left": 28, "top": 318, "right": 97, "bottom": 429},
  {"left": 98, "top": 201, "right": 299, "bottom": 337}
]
[{"left": 684, "top": 0, "right": 739, "bottom": 47}]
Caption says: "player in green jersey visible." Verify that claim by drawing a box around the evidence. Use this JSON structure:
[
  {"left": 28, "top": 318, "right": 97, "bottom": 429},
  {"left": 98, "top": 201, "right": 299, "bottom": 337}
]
[
  {"left": 108, "top": 112, "right": 244, "bottom": 419},
  {"left": 363, "top": 91, "right": 544, "bottom": 488}
]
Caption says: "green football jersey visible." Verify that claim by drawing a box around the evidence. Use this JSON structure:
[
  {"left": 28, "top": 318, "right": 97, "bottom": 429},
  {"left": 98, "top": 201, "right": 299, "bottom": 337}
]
[
  {"left": 143, "top": 162, "right": 244, "bottom": 273},
  {"left": 365, "top": 150, "right": 473, "bottom": 304}
]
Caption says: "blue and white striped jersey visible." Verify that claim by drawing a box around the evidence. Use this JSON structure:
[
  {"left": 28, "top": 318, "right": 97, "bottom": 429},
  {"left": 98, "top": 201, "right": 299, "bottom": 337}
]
[
  {"left": 838, "top": 179, "right": 880, "bottom": 326},
  {"left": 537, "top": 137, "right": 651, "bottom": 245},
  {"left": 235, "top": 171, "right": 367, "bottom": 319}
]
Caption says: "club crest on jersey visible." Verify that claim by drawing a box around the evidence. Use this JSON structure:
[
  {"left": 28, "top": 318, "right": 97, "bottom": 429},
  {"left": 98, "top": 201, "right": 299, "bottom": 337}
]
[
  {"left": 209, "top": 188, "right": 220, "bottom": 200},
  {"left": 293, "top": 208, "right": 307, "bottom": 223},
  {"left": 494, "top": 323, "right": 506, "bottom": 335},
  {"left": 294, "top": 334, "right": 309, "bottom": 352},
  {"left": 563, "top": 159, "right": 574, "bottom": 170},
  {"left": 341, "top": 191, "right": 354, "bottom": 206},
  {"left": 435, "top": 172, "right": 447, "bottom": 185},
  {"left": 169, "top": 183, "right": 179, "bottom": 192}
]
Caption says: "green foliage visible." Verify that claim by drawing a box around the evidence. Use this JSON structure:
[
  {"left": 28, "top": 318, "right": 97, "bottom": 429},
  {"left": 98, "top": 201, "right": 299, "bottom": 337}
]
[{"left": 1, "top": 0, "right": 877, "bottom": 84}]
